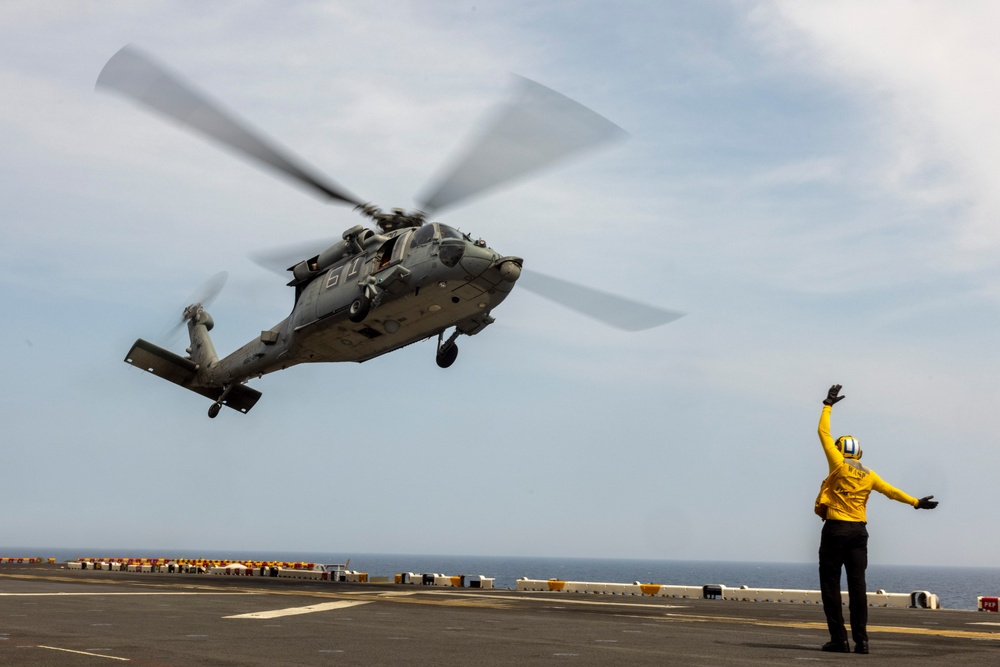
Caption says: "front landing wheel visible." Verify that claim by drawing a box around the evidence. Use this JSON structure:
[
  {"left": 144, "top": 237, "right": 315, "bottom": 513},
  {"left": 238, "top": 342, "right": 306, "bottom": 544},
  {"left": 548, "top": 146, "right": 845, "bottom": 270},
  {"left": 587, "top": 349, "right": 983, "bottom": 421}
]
[
  {"left": 349, "top": 294, "right": 372, "bottom": 323},
  {"left": 208, "top": 402, "right": 222, "bottom": 419}
]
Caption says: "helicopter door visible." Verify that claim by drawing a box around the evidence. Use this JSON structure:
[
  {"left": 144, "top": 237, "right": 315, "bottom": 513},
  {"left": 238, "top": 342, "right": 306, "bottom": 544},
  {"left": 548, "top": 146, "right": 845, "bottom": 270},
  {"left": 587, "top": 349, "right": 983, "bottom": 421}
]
[
  {"left": 375, "top": 235, "right": 401, "bottom": 271},
  {"left": 373, "top": 232, "right": 414, "bottom": 295},
  {"left": 292, "top": 275, "right": 321, "bottom": 328}
]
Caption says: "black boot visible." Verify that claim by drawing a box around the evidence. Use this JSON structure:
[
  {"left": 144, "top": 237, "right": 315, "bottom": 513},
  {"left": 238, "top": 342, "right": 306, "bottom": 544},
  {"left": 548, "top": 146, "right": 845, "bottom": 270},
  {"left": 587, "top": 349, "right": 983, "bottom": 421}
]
[
  {"left": 854, "top": 640, "right": 869, "bottom": 654},
  {"left": 821, "top": 640, "right": 850, "bottom": 653}
]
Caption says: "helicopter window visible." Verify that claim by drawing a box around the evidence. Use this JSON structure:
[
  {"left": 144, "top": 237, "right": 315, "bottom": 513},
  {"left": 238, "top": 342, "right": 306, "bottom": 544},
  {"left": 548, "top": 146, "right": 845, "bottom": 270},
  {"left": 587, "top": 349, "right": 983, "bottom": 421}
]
[
  {"left": 439, "top": 225, "right": 463, "bottom": 241},
  {"left": 411, "top": 224, "right": 435, "bottom": 247},
  {"left": 438, "top": 240, "right": 464, "bottom": 267}
]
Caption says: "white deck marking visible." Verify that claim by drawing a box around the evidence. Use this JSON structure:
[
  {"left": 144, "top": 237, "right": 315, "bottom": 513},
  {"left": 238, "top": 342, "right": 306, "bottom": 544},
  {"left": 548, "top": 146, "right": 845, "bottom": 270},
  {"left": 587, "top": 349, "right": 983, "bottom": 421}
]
[
  {"left": 225, "top": 600, "right": 370, "bottom": 619},
  {"left": 38, "top": 646, "right": 130, "bottom": 661},
  {"left": 429, "top": 592, "right": 686, "bottom": 609}
]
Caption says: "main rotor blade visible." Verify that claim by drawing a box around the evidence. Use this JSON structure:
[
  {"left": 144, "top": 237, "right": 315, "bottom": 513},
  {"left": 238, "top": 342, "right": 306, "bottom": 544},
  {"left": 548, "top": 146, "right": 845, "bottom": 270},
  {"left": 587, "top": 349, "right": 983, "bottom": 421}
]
[
  {"left": 248, "top": 238, "right": 337, "bottom": 274},
  {"left": 416, "top": 77, "right": 627, "bottom": 214},
  {"left": 517, "top": 270, "right": 684, "bottom": 332},
  {"left": 97, "top": 45, "right": 363, "bottom": 206}
]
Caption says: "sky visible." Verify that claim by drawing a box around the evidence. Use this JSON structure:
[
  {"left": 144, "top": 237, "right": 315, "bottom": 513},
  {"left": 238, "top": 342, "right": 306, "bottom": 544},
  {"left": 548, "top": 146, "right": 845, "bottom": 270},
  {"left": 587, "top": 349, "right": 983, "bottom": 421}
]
[{"left": 2, "top": 1, "right": 999, "bottom": 569}]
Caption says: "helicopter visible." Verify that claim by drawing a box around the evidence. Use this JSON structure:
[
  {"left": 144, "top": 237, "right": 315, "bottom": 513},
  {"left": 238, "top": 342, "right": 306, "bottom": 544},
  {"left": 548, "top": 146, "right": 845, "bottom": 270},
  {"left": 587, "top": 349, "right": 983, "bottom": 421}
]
[{"left": 98, "top": 45, "right": 683, "bottom": 418}]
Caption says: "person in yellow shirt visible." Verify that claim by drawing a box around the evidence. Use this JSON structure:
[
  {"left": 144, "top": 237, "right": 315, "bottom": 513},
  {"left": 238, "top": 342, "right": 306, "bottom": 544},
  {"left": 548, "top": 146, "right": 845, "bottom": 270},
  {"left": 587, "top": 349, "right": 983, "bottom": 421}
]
[{"left": 815, "top": 384, "right": 938, "bottom": 655}]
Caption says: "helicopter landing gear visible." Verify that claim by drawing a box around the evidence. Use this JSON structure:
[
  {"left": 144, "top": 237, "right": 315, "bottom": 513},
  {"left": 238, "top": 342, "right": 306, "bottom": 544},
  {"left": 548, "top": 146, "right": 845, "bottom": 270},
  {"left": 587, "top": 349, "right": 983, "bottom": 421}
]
[
  {"left": 209, "top": 384, "right": 233, "bottom": 418},
  {"left": 348, "top": 294, "right": 372, "bottom": 323},
  {"left": 436, "top": 330, "right": 460, "bottom": 369},
  {"left": 437, "top": 344, "right": 458, "bottom": 368}
]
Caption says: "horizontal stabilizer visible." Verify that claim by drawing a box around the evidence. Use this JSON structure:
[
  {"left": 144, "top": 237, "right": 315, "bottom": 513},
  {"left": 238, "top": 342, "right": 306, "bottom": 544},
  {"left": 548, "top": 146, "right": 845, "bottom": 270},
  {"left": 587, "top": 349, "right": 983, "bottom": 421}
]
[{"left": 124, "top": 339, "right": 261, "bottom": 414}]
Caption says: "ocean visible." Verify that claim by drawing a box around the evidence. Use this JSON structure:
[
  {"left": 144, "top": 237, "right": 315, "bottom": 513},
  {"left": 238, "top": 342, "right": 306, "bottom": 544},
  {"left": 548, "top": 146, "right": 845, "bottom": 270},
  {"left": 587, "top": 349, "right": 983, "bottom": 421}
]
[{"left": 10, "top": 548, "right": 999, "bottom": 611}]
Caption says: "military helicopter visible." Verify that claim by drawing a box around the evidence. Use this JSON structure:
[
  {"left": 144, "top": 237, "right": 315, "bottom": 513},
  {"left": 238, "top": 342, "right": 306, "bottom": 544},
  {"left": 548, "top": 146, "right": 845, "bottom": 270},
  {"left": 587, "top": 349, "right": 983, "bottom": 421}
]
[{"left": 98, "top": 46, "right": 683, "bottom": 418}]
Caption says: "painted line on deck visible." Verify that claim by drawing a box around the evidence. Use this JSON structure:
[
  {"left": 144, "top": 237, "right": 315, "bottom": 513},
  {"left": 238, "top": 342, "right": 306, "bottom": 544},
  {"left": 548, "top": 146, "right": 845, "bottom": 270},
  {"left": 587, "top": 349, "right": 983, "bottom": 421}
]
[
  {"left": 646, "top": 612, "right": 1000, "bottom": 642},
  {"left": 224, "top": 600, "right": 371, "bottom": 619},
  {"left": 0, "top": 592, "right": 248, "bottom": 597},
  {"left": 38, "top": 645, "right": 130, "bottom": 661},
  {"left": 426, "top": 592, "right": 687, "bottom": 609}
]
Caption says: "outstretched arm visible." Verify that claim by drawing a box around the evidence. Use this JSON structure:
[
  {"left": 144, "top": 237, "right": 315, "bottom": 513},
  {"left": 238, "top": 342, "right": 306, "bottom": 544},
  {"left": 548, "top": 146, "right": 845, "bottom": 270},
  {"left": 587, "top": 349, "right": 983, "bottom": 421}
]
[
  {"left": 819, "top": 385, "right": 844, "bottom": 472},
  {"left": 872, "top": 474, "right": 939, "bottom": 510},
  {"left": 871, "top": 474, "right": 918, "bottom": 506}
]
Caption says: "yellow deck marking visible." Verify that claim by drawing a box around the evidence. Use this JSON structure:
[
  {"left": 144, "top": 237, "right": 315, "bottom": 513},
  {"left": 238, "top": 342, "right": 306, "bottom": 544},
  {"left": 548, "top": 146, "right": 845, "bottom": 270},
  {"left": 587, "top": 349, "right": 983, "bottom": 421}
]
[
  {"left": 651, "top": 612, "right": 1000, "bottom": 641},
  {"left": 224, "top": 600, "right": 370, "bottom": 619},
  {"left": 38, "top": 646, "right": 130, "bottom": 661},
  {"left": 1, "top": 592, "right": 247, "bottom": 596}
]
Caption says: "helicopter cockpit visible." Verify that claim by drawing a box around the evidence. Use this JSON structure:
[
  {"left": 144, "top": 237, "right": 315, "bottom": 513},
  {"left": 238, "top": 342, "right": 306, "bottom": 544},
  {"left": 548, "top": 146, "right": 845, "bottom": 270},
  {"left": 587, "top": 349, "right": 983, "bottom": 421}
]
[
  {"left": 438, "top": 224, "right": 467, "bottom": 268},
  {"left": 438, "top": 224, "right": 465, "bottom": 241},
  {"left": 411, "top": 223, "right": 467, "bottom": 268},
  {"left": 410, "top": 223, "right": 434, "bottom": 246},
  {"left": 410, "top": 222, "right": 463, "bottom": 245}
]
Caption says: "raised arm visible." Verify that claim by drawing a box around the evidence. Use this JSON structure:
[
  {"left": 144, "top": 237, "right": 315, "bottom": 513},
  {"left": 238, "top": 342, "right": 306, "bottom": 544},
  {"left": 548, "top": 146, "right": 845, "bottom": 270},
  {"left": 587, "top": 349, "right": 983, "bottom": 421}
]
[{"left": 819, "top": 384, "right": 845, "bottom": 472}]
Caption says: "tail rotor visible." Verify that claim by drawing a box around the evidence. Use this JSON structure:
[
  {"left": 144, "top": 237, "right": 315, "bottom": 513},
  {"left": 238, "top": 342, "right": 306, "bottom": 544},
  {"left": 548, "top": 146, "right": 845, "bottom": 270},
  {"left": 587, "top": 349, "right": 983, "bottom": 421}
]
[{"left": 162, "top": 271, "right": 228, "bottom": 345}]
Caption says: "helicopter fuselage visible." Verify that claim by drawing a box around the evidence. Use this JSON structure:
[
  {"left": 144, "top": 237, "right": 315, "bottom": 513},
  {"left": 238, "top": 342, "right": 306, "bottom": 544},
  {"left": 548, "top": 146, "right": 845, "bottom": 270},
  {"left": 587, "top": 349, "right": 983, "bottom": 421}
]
[
  {"left": 195, "top": 222, "right": 522, "bottom": 388},
  {"left": 105, "top": 46, "right": 666, "bottom": 418}
]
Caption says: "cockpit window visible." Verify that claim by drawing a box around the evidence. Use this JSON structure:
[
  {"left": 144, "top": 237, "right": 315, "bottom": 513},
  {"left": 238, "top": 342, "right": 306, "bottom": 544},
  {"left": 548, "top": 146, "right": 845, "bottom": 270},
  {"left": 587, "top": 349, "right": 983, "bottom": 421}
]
[
  {"left": 439, "top": 224, "right": 464, "bottom": 241},
  {"left": 410, "top": 224, "right": 435, "bottom": 247}
]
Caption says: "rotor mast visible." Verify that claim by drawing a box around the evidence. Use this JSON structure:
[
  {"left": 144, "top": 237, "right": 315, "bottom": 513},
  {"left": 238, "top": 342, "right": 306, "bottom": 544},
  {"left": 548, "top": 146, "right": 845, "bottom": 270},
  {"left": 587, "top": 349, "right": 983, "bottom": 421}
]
[{"left": 355, "top": 203, "right": 426, "bottom": 233}]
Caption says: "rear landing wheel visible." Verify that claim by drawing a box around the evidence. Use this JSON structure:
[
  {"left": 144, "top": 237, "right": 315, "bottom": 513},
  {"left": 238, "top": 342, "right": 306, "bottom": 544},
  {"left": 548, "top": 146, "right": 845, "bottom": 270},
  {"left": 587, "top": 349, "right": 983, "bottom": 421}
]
[
  {"left": 436, "top": 343, "right": 458, "bottom": 368},
  {"left": 208, "top": 402, "right": 221, "bottom": 418}
]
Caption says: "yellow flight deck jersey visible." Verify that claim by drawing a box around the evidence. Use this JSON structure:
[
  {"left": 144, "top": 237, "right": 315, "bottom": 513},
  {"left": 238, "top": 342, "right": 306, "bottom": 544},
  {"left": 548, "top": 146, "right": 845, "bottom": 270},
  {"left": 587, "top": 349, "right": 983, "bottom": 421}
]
[{"left": 816, "top": 405, "right": 918, "bottom": 522}]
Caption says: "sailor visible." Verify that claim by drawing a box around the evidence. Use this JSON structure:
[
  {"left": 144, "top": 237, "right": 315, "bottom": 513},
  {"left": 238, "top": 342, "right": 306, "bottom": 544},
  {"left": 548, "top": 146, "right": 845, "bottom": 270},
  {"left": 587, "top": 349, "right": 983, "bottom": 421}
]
[{"left": 815, "top": 384, "right": 938, "bottom": 655}]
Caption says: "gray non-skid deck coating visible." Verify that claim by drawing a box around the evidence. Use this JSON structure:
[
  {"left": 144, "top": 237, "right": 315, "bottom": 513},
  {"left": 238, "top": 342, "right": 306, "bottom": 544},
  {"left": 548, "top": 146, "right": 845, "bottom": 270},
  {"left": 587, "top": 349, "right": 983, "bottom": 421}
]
[{"left": 1, "top": 562, "right": 998, "bottom": 665}]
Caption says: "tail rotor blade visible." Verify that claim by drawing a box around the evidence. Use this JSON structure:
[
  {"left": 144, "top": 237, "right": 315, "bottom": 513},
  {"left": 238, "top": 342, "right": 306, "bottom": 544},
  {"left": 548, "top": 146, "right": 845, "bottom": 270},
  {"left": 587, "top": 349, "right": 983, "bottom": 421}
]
[
  {"left": 97, "top": 45, "right": 363, "bottom": 206},
  {"left": 416, "top": 76, "right": 627, "bottom": 214},
  {"left": 517, "top": 270, "right": 683, "bottom": 332},
  {"left": 188, "top": 270, "right": 228, "bottom": 310},
  {"left": 162, "top": 271, "right": 229, "bottom": 343}
]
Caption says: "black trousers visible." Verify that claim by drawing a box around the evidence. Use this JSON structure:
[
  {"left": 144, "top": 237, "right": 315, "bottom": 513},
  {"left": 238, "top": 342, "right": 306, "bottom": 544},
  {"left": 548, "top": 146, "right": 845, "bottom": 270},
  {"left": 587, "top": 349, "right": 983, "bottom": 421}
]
[{"left": 818, "top": 520, "right": 869, "bottom": 644}]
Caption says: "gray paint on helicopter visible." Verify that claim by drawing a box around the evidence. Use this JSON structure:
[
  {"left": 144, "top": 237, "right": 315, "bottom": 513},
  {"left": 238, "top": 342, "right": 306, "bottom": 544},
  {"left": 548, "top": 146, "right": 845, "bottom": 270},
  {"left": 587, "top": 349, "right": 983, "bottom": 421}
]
[{"left": 101, "top": 45, "right": 681, "bottom": 416}]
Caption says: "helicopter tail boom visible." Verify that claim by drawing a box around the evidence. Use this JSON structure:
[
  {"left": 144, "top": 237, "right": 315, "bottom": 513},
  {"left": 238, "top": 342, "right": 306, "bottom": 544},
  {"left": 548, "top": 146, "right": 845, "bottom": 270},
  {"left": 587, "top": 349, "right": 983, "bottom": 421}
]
[{"left": 124, "top": 339, "right": 261, "bottom": 414}]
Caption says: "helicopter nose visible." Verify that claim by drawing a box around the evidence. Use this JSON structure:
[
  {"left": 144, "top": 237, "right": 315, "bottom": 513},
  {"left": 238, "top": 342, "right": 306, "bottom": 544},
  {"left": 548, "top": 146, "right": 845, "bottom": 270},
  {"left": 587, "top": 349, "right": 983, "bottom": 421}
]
[
  {"left": 455, "top": 241, "right": 496, "bottom": 274},
  {"left": 497, "top": 258, "right": 521, "bottom": 282}
]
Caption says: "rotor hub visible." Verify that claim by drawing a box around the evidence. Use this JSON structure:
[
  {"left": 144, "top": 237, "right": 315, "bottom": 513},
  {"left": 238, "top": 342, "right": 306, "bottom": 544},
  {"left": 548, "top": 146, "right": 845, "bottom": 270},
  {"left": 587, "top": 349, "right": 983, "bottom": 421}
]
[{"left": 356, "top": 203, "right": 426, "bottom": 232}]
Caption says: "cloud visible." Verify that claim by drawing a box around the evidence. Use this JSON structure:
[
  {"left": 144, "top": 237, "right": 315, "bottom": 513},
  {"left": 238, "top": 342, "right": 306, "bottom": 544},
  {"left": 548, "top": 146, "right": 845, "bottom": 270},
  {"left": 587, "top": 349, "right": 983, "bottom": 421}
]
[
  {"left": 3, "top": 0, "right": 996, "bottom": 567},
  {"left": 758, "top": 1, "right": 1000, "bottom": 266}
]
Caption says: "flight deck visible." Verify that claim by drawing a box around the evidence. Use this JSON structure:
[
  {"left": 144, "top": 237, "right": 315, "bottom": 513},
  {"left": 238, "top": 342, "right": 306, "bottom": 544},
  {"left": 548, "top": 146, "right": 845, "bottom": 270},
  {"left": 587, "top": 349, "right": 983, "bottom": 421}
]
[{"left": 1, "top": 561, "right": 998, "bottom": 666}]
